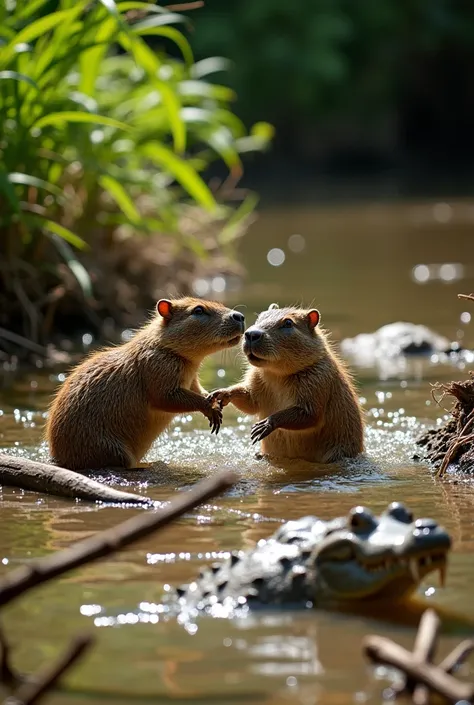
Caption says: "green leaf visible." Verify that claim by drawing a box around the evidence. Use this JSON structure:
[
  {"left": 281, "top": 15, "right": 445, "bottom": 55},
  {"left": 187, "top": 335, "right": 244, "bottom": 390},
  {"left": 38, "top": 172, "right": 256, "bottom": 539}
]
[
  {"left": 132, "top": 25, "right": 193, "bottom": 66},
  {"left": 155, "top": 80, "right": 185, "bottom": 153},
  {"left": 205, "top": 126, "right": 242, "bottom": 176},
  {"left": 33, "top": 111, "right": 130, "bottom": 131},
  {"left": 142, "top": 143, "right": 217, "bottom": 212},
  {"left": 8, "top": 172, "right": 64, "bottom": 195},
  {"left": 79, "top": 17, "right": 117, "bottom": 96},
  {"left": 46, "top": 231, "right": 93, "bottom": 298},
  {"left": 116, "top": 1, "right": 168, "bottom": 12},
  {"left": 0, "top": 70, "right": 38, "bottom": 89},
  {"left": 219, "top": 193, "right": 259, "bottom": 245},
  {"left": 178, "top": 80, "right": 235, "bottom": 101},
  {"left": 191, "top": 57, "right": 232, "bottom": 79},
  {"left": 99, "top": 174, "right": 141, "bottom": 224},
  {"left": 98, "top": 0, "right": 119, "bottom": 16},
  {"left": 251, "top": 121, "right": 275, "bottom": 142},
  {"left": 132, "top": 13, "right": 188, "bottom": 30},
  {"left": 43, "top": 220, "right": 88, "bottom": 250},
  {"left": 180, "top": 106, "right": 245, "bottom": 138},
  {"left": 119, "top": 33, "right": 185, "bottom": 152},
  {"left": 15, "top": 0, "right": 50, "bottom": 22},
  {"left": 0, "top": 11, "right": 71, "bottom": 65},
  {"left": 0, "top": 171, "right": 20, "bottom": 213}
]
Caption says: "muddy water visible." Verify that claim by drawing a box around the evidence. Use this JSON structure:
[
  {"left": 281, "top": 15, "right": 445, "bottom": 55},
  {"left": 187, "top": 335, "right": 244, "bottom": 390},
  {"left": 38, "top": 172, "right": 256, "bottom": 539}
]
[{"left": 1, "top": 198, "right": 474, "bottom": 704}]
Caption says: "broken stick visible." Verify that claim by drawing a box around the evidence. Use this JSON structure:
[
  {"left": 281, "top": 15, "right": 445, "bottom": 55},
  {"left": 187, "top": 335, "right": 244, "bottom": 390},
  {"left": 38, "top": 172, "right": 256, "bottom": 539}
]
[
  {"left": 363, "top": 633, "right": 474, "bottom": 703},
  {"left": 0, "top": 469, "right": 237, "bottom": 609},
  {"left": 10, "top": 634, "right": 93, "bottom": 705}
]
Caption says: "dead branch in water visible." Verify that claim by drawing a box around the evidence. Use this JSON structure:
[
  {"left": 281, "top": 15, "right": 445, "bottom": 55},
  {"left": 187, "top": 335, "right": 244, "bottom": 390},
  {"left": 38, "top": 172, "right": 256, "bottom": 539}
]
[
  {"left": 0, "top": 453, "right": 152, "bottom": 504},
  {"left": 0, "top": 626, "right": 20, "bottom": 687},
  {"left": 10, "top": 634, "right": 93, "bottom": 705},
  {"left": 363, "top": 609, "right": 474, "bottom": 704},
  {"left": 0, "top": 469, "right": 237, "bottom": 609},
  {"left": 458, "top": 293, "right": 474, "bottom": 303}
]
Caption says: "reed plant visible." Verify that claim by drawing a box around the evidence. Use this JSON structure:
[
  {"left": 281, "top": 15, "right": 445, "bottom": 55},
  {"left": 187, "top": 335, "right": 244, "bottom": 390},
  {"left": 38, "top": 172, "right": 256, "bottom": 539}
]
[{"left": 0, "top": 0, "right": 272, "bottom": 350}]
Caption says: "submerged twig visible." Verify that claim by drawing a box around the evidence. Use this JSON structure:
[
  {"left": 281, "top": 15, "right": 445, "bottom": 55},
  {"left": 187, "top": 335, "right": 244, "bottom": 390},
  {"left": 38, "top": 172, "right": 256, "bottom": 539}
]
[
  {"left": 10, "top": 634, "right": 93, "bottom": 705},
  {"left": 363, "top": 609, "right": 474, "bottom": 704},
  {"left": 458, "top": 293, "right": 474, "bottom": 303},
  {"left": 0, "top": 469, "right": 236, "bottom": 608},
  {"left": 0, "top": 328, "right": 48, "bottom": 356},
  {"left": 0, "top": 625, "right": 21, "bottom": 687}
]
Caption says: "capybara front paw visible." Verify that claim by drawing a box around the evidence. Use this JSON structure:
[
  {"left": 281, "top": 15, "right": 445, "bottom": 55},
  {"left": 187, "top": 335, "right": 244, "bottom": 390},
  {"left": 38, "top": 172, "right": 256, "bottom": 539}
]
[
  {"left": 251, "top": 417, "right": 274, "bottom": 444},
  {"left": 204, "top": 400, "right": 223, "bottom": 435},
  {"left": 207, "top": 389, "right": 232, "bottom": 409}
]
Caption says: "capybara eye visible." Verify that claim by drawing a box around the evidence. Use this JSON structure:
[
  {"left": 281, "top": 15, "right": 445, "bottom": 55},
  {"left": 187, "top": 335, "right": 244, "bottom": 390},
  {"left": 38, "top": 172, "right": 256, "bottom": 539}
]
[
  {"left": 193, "top": 306, "right": 206, "bottom": 315},
  {"left": 282, "top": 318, "right": 294, "bottom": 328}
]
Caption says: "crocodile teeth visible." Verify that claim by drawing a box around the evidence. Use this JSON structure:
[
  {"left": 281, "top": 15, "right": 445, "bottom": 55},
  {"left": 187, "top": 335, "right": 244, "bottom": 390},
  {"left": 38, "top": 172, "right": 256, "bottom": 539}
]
[
  {"left": 439, "top": 563, "right": 446, "bottom": 588},
  {"left": 409, "top": 558, "right": 420, "bottom": 582}
]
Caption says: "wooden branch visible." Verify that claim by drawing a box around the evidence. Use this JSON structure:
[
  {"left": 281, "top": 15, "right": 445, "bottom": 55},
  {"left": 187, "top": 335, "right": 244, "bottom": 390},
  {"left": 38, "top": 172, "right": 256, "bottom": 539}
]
[
  {"left": 0, "top": 453, "right": 152, "bottom": 504},
  {"left": 164, "top": 1, "right": 204, "bottom": 10},
  {"left": 363, "top": 635, "right": 474, "bottom": 703},
  {"left": 11, "top": 634, "right": 93, "bottom": 705},
  {"left": 440, "top": 640, "right": 474, "bottom": 675},
  {"left": 411, "top": 610, "right": 440, "bottom": 705},
  {"left": 458, "top": 293, "right": 474, "bottom": 303},
  {"left": 0, "top": 625, "right": 20, "bottom": 687},
  {"left": 0, "top": 469, "right": 237, "bottom": 609}
]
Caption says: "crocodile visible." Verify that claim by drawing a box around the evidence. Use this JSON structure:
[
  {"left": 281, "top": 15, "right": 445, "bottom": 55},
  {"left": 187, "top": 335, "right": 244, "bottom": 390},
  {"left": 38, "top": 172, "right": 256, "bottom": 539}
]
[{"left": 171, "top": 503, "right": 450, "bottom": 612}]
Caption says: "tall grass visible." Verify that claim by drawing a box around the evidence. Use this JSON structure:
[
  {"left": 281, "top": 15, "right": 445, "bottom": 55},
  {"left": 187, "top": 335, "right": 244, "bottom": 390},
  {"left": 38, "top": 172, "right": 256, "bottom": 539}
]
[{"left": 0, "top": 0, "right": 272, "bottom": 350}]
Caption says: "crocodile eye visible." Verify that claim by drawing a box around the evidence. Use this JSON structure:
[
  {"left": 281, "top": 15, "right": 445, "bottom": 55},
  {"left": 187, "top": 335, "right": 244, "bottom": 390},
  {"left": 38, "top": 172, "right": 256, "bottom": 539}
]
[
  {"left": 386, "top": 502, "right": 414, "bottom": 523},
  {"left": 324, "top": 542, "right": 356, "bottom": 562},
  {"left": 193, "top": 306, "right": 206, "bottom": 315},
  {"left": 282, "top": 318, "right": 294, "bottom": 328},
  {"left": 349, "top": 506, "right": 376, "bottom": 533}
]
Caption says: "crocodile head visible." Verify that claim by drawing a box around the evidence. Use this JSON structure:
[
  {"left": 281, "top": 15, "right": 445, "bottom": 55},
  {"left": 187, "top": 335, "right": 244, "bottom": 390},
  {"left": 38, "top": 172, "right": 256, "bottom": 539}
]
[{"left": 275, "top": 502, "right": 451, "bottom": 601}]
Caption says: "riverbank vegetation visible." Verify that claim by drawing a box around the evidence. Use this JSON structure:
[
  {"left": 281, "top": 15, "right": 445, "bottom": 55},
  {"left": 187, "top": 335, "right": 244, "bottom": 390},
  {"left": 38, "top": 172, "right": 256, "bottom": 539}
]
[{"left": 0, "top": 0, "right": 272, "bottom": 365}]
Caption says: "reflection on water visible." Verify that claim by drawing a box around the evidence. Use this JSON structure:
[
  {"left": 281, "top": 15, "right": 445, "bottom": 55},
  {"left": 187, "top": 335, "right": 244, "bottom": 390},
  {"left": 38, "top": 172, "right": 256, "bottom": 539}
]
[{"left": 1, "top": 198, "right": 474, "bottom": 704}]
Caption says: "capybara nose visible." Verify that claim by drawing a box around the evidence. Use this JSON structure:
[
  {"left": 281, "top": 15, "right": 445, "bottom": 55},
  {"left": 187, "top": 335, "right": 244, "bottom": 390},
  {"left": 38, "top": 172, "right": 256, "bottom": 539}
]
[
  {"left": 245, "top": 329, "right": 263, "bottom": 343},
  {"left": 231, "top": 311, "right": 245, "bottom": 324}
]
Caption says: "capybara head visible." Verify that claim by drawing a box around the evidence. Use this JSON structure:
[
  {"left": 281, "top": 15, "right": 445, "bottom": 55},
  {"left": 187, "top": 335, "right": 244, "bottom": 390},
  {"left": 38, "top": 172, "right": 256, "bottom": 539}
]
[
  {"left": 243, "top": 303, "right": 326, "bottom": 374},
  {"left": 156, "top": 297, "right": 245, "bottom": 358}
]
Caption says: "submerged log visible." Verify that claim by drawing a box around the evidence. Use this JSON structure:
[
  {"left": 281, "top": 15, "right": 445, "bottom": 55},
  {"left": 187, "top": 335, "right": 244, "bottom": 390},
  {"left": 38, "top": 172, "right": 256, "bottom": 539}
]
[{"left": 0, "top": 453, "right": 151, "bottom": 504}]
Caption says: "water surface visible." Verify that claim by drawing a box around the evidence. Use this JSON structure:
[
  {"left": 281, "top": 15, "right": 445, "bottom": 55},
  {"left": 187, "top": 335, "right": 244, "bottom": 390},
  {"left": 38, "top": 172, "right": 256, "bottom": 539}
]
[{"left": 1, "top": 197, "right": 474, "bottom": 704}]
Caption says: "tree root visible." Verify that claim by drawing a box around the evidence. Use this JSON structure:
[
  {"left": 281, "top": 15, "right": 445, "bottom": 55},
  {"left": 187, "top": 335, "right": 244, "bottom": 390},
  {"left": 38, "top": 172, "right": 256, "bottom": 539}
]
[
  {"left": 0, "top": 453, "right": 152, "bottom": 504},
  {"left": 415, "top": 293, "right": 474, "bottom": 477}
]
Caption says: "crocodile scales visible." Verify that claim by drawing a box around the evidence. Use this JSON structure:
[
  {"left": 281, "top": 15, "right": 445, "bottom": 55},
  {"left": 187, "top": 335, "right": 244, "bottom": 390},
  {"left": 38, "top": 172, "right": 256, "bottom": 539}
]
[{"left": 171, "top": 503, "right": 451, "bottom": 612}]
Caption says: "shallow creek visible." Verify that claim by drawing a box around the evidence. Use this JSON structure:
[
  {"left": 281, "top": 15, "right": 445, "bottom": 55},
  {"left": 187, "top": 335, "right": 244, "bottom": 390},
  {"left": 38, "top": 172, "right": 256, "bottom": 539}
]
[{"left": 1, "top": 198, "right": 474, "bottom": 704}]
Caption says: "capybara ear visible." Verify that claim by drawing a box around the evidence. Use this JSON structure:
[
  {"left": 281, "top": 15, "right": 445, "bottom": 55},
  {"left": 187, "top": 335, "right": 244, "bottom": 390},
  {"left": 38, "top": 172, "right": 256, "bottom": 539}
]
[
  {"left": 307, "top": 309, "right": 320, "bottom": 330},
  {"left": 268, "top": 303, "right": 279, "bottom": 310},
  {"left": 157, "top": 299, "right": 173, "bottom": 319}
]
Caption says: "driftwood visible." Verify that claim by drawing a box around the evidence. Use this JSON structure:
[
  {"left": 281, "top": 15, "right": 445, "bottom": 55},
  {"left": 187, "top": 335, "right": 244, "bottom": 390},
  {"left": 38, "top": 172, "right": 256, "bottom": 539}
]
[
  {"left": 363, "top": 608, "right": 474, "bottom": 704},
  {"left": 0, "top": 469, "right": 237, "bottom": 608},
  {"left": 0, "top": 453, "right": 152, "bottom": 504}
]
